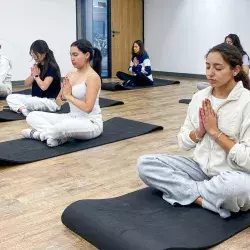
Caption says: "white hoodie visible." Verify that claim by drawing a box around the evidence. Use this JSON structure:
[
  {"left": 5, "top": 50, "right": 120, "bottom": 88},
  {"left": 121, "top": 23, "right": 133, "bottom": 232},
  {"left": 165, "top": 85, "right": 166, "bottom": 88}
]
[
  {"left": 178, "top": 82, "right": 250, "bottom": 177},
  {"left": 0, "top": 53, "right": 12, "bottom": 87}
]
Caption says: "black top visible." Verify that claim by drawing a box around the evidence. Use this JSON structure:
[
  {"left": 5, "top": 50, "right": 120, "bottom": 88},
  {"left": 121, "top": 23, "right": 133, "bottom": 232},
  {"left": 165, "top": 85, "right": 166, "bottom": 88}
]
[{"left": 32, "top": 64, "right": 61, "bottom": 98}]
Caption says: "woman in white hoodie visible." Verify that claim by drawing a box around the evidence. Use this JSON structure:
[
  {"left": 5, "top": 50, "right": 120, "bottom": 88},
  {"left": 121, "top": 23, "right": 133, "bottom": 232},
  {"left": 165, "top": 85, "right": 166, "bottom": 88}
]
[{"left": 137, "top": 43, "right": 250, "bottom": 218}]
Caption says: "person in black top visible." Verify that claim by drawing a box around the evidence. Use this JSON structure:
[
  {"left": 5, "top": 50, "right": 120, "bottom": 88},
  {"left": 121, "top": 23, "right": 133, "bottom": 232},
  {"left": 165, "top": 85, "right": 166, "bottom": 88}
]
[{"left": 7, "top": 40, "right": 61, "bottom": 116}]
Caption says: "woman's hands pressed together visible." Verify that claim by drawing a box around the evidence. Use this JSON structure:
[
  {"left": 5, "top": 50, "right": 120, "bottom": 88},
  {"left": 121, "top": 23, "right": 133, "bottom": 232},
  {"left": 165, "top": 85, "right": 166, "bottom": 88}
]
[
  {"left": 62, "top": 76, "right": 72, "bottom": 99},
  {"left": 200, "top": 98, "right": 220, "bottom": 139},
  {"left": 31, "top": 64, "right": 40, "bottom": 77}
]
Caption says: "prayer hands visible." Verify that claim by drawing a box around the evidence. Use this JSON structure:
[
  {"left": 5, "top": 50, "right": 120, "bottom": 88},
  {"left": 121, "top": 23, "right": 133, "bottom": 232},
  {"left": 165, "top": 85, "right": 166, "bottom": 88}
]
[
  {"left": 31, "top": 64, "right": 40, "bottom": 77},
  {"left": 196, "top": 107, "right": 206, "bottom": 138},
  {"left": 200, "top": 99, "right": 220, "bottom": 137},
  {"left": 133, "top": 57, "right": 139, "bottom": 66},
  {"left": 62, "top": 77, "right": 72, "bottom": 99}
]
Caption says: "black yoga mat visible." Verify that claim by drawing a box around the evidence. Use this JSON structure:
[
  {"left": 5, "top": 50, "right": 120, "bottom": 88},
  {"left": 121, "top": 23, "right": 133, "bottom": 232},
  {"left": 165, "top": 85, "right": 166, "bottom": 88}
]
[
  {"left": 0, "top": 89, "right": 124, "bottom": 122},
  {"left": 0, "top": 117, "right": 163, "bottom": 165},
  {"left": 179, "top": 98, "right": 191, "bottom": 104},
  {"left": 102, "top": 78, "right": 180, "bottom": 91},
  {"left": 62, "top": 188, "right": 250, "bottom": 250}
]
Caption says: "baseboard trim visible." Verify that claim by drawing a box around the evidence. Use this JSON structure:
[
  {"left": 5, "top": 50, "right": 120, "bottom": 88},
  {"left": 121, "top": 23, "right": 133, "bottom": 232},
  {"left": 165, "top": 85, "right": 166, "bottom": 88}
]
[
  {"left": 12, "top": 80, "right": 24, "bottom": 86},
  {"left": 152, "top": 71, "right": 206, "bottom": 80},
  {"left": 12, "top": 72, "right": 206, "bottom": 86}
]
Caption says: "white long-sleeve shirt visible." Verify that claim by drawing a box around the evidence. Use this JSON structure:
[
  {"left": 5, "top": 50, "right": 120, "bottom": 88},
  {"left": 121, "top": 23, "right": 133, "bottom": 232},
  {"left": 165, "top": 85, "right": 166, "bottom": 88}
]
[
  {"left": 0, "top": 54, "right": 12, "bottom": 87},
  {"left": 178, "top": 82, "right": 250, "bottom": 177}
]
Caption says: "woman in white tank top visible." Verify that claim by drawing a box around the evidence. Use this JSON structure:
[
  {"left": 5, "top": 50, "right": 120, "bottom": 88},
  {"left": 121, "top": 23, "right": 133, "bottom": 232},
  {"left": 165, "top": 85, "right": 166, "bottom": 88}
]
[{"left": 21, "top": 39, "right": 103, "bottom": 147}]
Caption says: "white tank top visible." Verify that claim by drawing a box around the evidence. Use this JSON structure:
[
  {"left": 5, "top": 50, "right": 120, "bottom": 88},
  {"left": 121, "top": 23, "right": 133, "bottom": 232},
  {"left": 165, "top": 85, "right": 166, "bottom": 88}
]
[{"left": 69, "top": 73, "right": 102, "bottom": 119}]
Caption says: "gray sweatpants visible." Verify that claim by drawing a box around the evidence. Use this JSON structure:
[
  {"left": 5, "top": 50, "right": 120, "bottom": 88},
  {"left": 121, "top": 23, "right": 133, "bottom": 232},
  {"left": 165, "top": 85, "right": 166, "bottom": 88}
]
[{"left": 137, "top": 154, "right": 250, "bottom": 218}]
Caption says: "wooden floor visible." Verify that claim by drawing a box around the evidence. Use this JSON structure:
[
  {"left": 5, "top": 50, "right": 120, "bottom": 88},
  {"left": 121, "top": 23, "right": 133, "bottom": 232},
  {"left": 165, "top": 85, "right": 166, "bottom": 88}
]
[{"left": 0, "top": 76, "right": 249, "bottom": 250}]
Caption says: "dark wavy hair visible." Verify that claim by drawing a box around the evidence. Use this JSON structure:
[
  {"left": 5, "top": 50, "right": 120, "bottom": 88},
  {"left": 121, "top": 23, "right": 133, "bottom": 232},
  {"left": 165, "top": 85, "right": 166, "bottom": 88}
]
[
  {"left": 30, "top": 40, "right": 61, "bottom": 80},
  {"left": 224, "top": 34, "right": 249, "bottom": 58},
  {"left": 131, "top": 40, "right": 146, "bottom": 57},
  {"left": 71, "top": 39, "right": 102, "bottom": 76},
  {"left": 206, "top": 43, "right": 250, "bottom": 90}
]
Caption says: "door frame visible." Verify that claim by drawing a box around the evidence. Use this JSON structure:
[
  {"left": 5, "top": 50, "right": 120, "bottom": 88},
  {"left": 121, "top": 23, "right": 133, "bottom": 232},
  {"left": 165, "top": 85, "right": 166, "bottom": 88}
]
[
  {"left": 75, "top": 0, "right": 144, "bottom": 78},
  {"left": 107, "top": 0, "right": 111, "bottom": 78}
]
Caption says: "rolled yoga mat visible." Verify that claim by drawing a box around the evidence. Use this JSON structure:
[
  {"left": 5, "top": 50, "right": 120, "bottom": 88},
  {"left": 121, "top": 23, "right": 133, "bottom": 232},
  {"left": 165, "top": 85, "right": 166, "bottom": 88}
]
[
  {"left": 102, "top": 78, "right": 180, "bottom": 91},
  {"left": 179, "top": 98, "right": 191, "bottom": 104},
  {"left": 0, "top": 117, "right": 163, "bottom": 165},
  {"left": 0, "top": 89, "right": 124, "bottom": 122},
  {"left": 62, "top": 187, "right": 250, "bottom": 250}
]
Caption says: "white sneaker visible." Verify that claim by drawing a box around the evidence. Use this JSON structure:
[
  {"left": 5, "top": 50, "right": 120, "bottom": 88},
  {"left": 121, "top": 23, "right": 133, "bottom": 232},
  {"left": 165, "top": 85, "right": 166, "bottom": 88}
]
[{"left": 21, "top": 129, "right": 41, "bottom": 140}]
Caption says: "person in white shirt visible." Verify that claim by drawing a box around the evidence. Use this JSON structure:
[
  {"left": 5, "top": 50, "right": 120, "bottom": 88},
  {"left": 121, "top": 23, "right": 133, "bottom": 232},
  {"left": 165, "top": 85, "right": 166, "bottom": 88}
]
[
  {"left": 21, "top": 39, "right": 103, "bottom": 147},
  {"left": 137, "top": 43, "right": 250, "bottom": 218},
  {"left": 0, "top": 45, "right": 12, "bottom": 97}
]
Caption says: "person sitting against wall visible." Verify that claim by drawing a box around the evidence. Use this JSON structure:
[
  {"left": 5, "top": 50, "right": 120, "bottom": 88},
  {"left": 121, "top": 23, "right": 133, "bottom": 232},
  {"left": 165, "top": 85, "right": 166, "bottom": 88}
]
[
  {"left": 6, "top": 40, "right": 61, "bottom": 116},
  {"left": 197, "top": 34, "right": 249, "bottom": 90},
  {"left": 116, "top": 40, "right": 154, "bottom": 87},
  {"left": 0, "top": 44, "right": 12, "bottom": 97}
]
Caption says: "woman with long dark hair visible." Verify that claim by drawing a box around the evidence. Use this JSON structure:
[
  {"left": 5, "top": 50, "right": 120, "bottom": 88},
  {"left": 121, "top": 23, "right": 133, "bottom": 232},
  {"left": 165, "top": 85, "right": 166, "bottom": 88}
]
[
  {"left": 225, "top": 34, "right": 249, "bottom": 75},
  {"left": 138, "top": 43, "right": 250, "bottom": 218},
  {"left": 116, "top": 40, "right": 154, "bottom": 87},
  {"left": 21, "top": 39, "right": 103, "bottom": 147},
  {"left": 7, "top": 40, "right": 61, "bottom": 116}
]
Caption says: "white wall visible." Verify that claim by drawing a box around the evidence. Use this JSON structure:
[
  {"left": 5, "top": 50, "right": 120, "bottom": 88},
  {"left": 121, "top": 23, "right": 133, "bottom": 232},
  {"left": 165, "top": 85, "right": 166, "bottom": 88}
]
[
  {"left": 0, "top": 0, "right": 76, "bottom": 81},
  {"left": 144, "top": 0, "right": 250, "bottom": 75}
]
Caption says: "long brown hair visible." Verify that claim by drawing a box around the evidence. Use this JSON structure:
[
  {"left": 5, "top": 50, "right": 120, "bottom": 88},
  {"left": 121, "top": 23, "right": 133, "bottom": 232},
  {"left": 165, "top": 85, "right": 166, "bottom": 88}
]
[
  {"left": 30, "top": 40, "right": 61, "bottom": 80},
  {"left": 131, "top": 40, "right": 146, "bottom": 56}
]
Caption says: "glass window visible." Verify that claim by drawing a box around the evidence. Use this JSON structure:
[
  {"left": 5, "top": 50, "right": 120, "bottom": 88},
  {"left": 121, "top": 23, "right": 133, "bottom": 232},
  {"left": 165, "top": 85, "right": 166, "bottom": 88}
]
[{"left": 77, "top": 0, "right": 109, "bottom": 77}]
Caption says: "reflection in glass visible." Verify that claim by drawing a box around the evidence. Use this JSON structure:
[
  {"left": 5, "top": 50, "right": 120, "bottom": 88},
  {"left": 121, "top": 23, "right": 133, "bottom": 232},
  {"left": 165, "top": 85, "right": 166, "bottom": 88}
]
[
  {"left": 77, "top": 0, "right": 109, "bottom": 77},
  {"left": 93, "top": 0, "right": 108, "bottom": 77}
]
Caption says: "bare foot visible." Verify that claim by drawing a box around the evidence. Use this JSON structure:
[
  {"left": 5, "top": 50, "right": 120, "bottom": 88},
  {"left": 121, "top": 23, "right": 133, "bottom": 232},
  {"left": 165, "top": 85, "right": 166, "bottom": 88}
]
[
  {"left": 194, "top": 196, "right": 203, "bottom": 206},
  {"left": 18, "top": 106, "right": 24, "bottom": 112}
]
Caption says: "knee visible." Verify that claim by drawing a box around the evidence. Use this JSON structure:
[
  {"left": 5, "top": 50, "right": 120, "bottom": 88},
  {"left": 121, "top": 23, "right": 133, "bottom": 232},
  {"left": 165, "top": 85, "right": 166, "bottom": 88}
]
[
  {"left": 137, "top": 155, "right": 153, "bottom": 181},
  {"left": 6, "top": 94, "right": 13, "bottom": 103},
  {"left": 222, "top": 172, "right": 250, "bottom": 201},
  {"left": 116, "top": 71, "right": 122, "bottom": 78},
  {"left": 26, "top": 111, "right": 40, "bottom": 125}
]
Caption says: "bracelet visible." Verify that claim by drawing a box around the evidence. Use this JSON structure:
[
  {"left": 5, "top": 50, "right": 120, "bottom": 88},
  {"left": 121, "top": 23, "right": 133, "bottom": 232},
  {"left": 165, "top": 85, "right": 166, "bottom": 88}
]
[
  {"left": 194, "top": 130, "right": 202, "bottom": 142},
  {"left": 213, "top": 131, "right": 223, "bottom": 141}
]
